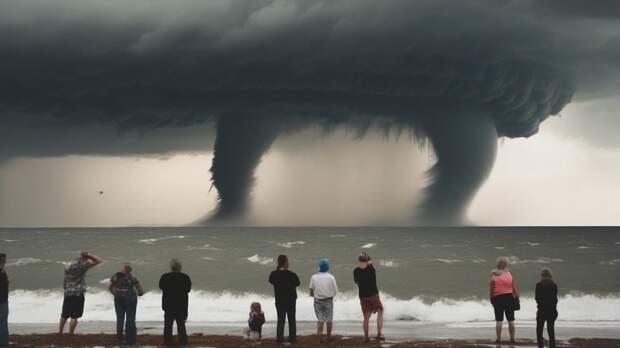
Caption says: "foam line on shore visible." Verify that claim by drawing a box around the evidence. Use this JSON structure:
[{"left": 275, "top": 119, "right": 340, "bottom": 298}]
[{"left": 7, "top": 290, "right": 620, "bottom": 324}]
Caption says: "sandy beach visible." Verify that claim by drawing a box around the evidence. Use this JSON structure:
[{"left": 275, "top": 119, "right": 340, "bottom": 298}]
[{"left": 7, "top": 334, "right": 620, "bottom": 348}]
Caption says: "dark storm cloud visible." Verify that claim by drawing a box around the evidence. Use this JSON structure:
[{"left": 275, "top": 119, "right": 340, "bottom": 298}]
[
  {"left": 515, "top": 0, "right": 620, "bottom": 19},
  {"left": 0, "top": 0, "right": 618, "bottom": 224},
  {"left": 0, "top": 0, "right": 584, "bottom": 134}
]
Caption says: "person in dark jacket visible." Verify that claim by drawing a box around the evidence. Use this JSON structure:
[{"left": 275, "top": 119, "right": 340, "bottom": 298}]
[
  {"left": 0, "top": 254, "right": 8, "bottom": 347},
  {"left": 536, "top": 267, "right": 558, "bottom": 348},
  {"left": 159, "top": 259, "right": 192, "bottom": 346},
  {"left": 268, "top": 255, "right": 300, "bottom": 345}
]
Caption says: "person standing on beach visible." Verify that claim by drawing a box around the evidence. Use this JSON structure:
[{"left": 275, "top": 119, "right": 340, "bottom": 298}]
[
  {"left": 536, "top": 268, "right": 558, "bottom": 348},
  {"left": 59, "top": 251, "right": 102, "bottom": 336},
  {"left": 489, "top": 256, "right": 520, "bottom": 344},
  {"left": 159, "top": 259, "right": 192, "bottom": 346},
  {"left": 354, "top": 251, "right": 385, "bottom": 343},
  {"left": 309, "top": 259, "right": 338, "bottom": 344},
  {"left": 109, "top": 263, "right": 145, "bottom": 345},
  {"left": 0, "top": 254, "right": 9, "bottom": 347},
  {"left": 269, "top": 254, "right": 300, "bottom": 345}
]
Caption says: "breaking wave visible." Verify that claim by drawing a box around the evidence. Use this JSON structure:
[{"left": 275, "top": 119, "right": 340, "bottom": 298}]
[{"left": 6, "top": 290, "right": 620, "bottom": 324}]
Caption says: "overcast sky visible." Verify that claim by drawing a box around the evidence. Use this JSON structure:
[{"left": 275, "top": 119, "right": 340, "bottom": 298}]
[{"left": 0, "top": 1, "right": 619, "bottom": 227}]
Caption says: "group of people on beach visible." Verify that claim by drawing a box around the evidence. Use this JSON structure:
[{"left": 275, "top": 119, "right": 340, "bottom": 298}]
[
  {"left": 0, "top": 251, "right": 559, "bottom": 347},
  {"left": 267, "top": 252, "right": 383, "bottom": 345},
  {"left": 490, "top": 256, "right": 559, "bottom": 347}
]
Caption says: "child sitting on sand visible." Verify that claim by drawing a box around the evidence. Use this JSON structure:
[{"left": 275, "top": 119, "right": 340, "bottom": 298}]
[{"left": 244, "top": 302, "right": 265, "bottom": 340}]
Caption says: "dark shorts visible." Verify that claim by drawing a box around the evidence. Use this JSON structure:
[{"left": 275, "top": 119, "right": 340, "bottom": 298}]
[
  {"left": 360, "top": 294, "right": 383, "bottom": 315},
  {"left": 492, "top": 293, "right": 515, "bottom": 322},
  {"left": 61, "top": 295, "right": 85, "bottom": 319}
]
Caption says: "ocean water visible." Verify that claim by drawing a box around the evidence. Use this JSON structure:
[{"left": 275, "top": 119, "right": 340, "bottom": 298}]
[{"left": 1, "top": 227, "right": 619, "bottom": 328}]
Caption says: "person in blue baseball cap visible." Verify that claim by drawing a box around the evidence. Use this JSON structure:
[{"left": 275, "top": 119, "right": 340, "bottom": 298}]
[{"left": 309, "top": 259, "right": 338, "bottom": 343}]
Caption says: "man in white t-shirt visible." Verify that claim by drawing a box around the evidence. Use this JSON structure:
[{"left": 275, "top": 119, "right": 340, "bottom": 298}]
[{"left": 309, "top": 259, "right": 338, "bottom": 343}]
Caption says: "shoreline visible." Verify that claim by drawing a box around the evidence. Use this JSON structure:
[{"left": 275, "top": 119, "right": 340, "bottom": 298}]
[
  {"left": 9, "top": 320, "right": 620, "bottom": 339},
  {"left": 7, "top": 320, "right": 620, "bottom": 347},
  {"left": 7, "top": 333, "right": 620, "bottom": 348}
]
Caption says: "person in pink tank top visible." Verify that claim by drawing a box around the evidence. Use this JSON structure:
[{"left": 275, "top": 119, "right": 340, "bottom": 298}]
[{"left": 489, "top": 257, "right": 520, "bottom": 344}]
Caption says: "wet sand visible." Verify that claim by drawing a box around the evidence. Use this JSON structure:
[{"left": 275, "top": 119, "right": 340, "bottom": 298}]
[{"left": 7, "top": 334, "right": 620, "bottom": 348}]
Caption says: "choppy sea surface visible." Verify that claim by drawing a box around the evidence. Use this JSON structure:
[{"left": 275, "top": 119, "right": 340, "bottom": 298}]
[{"left": 1, "top": 226, "right": 619, "bottom": 332}]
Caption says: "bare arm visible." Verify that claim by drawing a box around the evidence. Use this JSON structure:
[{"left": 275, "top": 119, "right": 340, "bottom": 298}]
[
  {"left": 83, "top": 252, "right": 102, "bottom": 266},
  {"left": 512, "top": 279, "right": 520, "bottom": 298},
  {"left": 136, "top": 281, "right": 145, "bottom": 297},
  {"left": 108, "top": 280, "right": 116, "bottom": 296}
]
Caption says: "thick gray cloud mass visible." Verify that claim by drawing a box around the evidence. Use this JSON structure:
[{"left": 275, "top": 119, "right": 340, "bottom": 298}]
[{"left": 0, "top": 0, "right": 618, "bottom": 225}]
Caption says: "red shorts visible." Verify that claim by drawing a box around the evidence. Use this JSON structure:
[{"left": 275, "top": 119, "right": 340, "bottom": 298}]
[{"left": 360, "top": 294, "right": 383, "bottom": 315}]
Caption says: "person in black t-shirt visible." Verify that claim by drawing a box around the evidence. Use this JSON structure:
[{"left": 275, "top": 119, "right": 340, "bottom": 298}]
[
  {"left": 0, "top": 253, "right": 8, "bottom": 347},
  {"left": 268, "top": 255, "right": 300, "bottom": 344},
  {"left": 353, "top": 251, "right": 384, "bottom": 343},
  {"left": 159, "top": 259, "right": 192, "bottom": 346},
  {"left": 536, "top": 268, "right": 558, "bottom": 348}
]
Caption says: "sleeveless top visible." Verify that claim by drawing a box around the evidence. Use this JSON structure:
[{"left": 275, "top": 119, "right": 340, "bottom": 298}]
[{"left": 491, "top": 271, "right": 513, "bottom": 298}]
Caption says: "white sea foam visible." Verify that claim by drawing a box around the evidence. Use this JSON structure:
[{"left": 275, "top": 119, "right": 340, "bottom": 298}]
[
  {"left": 493, "top": 246, "right": 505, "bottom": 250},
  {"left": 434, "top": 258, "right": 462, "bottom": 264},
  {"left": 600, "top": 259, "right": 620, "bottom": 266},
  {"left": 471, "top": 258, "right": 487, "bottom": 264},
  {"left": 138, "top": 236, "right": 185, "bottom": 245},
  {"left": 329, "top": 234, "right": 348, "bottom": 238},
  {"left": 100, "top": 278, "right": 111, "bottom": 284},
  {"left": 577, "top": 246, "right": 591, "bottom": 249},
  {"left": 201, "top": 256, "right": 216, "bottom": 261},
  {"left": 526, "top": 242, "right": 541, "bottom": 246},
  {"left": 379, "top": 260, "right": 399, "bottom": 268},
  {"left": 6, "top": 290, "right": 620, "bottom": 324},
  {"left": 246, "top": 254, "right": 273, "bottom": 265},
  {"left": 277, "top": 241, "right": 306, "bottom": 249},
  {"left": 185, "top": 244, "right": 220, "bottom": 251},
  {"left": 7, "top": 258, "right": 42, "bottom": 267},
  {"left": 506, "top": 256, "right": 563, "bottom": 264},
  {"left": 361, "top": 243, "right": 376, "bottom": 249},
  {"left": 3, "top": 239, "right": 18, "bottom": 243}
]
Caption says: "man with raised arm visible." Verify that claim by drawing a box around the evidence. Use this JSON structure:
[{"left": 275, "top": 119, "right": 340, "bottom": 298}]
[
  {"left": 59, "top": 251, "right": 102, "bottom": 336},
  {"left": 354, "top": 251, "right": 384, "bottom": 343}
]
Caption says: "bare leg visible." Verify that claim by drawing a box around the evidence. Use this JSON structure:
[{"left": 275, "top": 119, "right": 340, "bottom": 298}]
[
  {"left": 363, "top": 312, "right": 371, "bottom": 342},
  {"left": 326, "top": 321, "right": 333, "bottom": 340},
  {"left": 495, "top": 321, "right": 503, "bottom": 343},
  {"left": 69, "top": 318, "right": 78, "bottom": 335},
  {"left": 376, "top": 309, "right": 384, "bottom": 339},
  {"left": 317, "top": 321, "right": 324, "bottom": 342},
  {"left": 58, "top": 317, "right": 67, "bottom": 335},
  {"left": 508, "top": 320, "right": 516, "bottom": 342}
]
